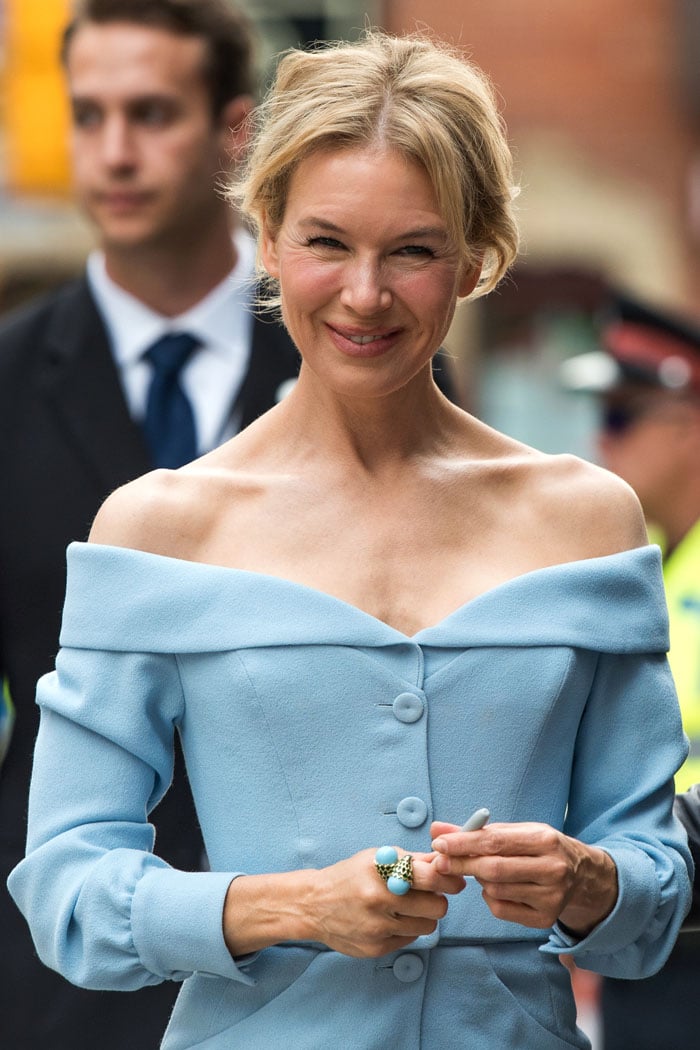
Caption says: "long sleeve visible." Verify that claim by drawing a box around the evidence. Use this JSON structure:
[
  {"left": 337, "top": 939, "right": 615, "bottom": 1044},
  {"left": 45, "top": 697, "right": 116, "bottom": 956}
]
[
  {"left": 543, "top": 650, "right": 693, "bottom": 975},
  {"left": 7, "top": 646, "right": 249, "bottom": 990}
]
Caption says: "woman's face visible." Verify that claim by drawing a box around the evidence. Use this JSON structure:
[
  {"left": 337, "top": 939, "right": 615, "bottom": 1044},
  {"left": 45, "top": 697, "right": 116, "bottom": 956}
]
[{"left": 261, "top": 146, "right": 479, "bottom": 399}]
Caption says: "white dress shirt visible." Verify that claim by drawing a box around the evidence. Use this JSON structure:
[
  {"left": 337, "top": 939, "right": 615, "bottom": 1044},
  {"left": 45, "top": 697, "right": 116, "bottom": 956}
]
[{"left": 86, "top": 227, "right": 257, "bottom": 453}]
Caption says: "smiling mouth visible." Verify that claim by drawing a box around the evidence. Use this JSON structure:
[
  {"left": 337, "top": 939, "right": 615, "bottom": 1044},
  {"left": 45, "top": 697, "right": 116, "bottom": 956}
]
[
  {"left": 347, "top": 333, "right": 386, "bottom": 345},
  {"left": 328, "top": 324, "right": 400, "bottom": 359}
]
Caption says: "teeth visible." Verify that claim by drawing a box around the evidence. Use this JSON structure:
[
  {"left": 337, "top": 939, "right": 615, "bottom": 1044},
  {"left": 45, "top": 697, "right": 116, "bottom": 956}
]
[{"left": 348, "top": 333, "right": 383, "bottom": 345}]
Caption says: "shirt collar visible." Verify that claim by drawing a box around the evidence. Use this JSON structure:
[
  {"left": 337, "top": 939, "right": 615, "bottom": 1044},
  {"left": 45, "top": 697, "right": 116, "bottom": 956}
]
[{"left": 86, "top": 227, "right": 257, "bottom": 368}]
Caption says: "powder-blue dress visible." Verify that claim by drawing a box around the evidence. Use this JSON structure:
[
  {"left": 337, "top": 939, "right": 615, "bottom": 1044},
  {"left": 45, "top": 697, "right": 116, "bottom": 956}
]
[{"left": 8, "top": 542, "right": 692, "bottom": 1048}]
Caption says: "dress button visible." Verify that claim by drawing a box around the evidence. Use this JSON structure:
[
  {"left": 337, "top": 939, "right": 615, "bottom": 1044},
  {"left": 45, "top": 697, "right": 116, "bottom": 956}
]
[
  {"left": 392, "top": 953, "right": 425, "bottom": 983},
  {"left": 392, "top": 692, "right": 424, "bottom": 724},
  {"left": 396, "top": 796, "right": 428, "bottom": 828}
]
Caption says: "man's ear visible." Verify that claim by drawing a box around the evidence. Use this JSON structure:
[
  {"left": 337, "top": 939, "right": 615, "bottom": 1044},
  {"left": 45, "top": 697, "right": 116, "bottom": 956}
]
[{"left": 219, "top": 95, "right": 254, "bottom": 164}]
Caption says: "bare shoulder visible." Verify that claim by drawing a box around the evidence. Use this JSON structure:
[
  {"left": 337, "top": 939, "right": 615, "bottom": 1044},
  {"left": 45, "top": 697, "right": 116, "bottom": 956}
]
[
  {"left": 535, "top": 452, "right": 648, "bottom": 558},
  {"left": 88, "top": 468, "right": 212, "bottom": 557}
]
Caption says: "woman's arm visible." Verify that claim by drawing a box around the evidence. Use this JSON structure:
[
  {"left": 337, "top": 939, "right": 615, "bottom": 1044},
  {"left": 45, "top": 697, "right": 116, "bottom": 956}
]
[
  {"left": 431, "top": 647, "right": 692, "bottom": 978},
  {"left": 7, "top": 646, "right": 248, "bottom": 989},
  {"left": 9, "top": 645, "right": 465, "bottom": 990},
  {"left": 223, "top": 851, "right": 464, "bottom": 959}
]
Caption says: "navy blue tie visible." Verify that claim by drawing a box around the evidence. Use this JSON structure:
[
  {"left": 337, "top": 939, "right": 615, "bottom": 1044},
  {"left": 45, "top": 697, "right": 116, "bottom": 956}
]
[{"left": 143, "top": 332, "right": 199, "bottom": 468}]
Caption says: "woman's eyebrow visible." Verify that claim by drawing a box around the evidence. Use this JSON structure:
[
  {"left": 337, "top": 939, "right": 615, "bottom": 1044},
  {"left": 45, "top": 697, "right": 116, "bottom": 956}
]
[{"left": 298, "top": 217, "right": 448, "bottom": 240}]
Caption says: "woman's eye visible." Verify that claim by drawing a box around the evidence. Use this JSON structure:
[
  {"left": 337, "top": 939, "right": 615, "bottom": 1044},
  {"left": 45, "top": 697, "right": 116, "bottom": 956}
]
[
  {"left": 307, "top": 236, "right": 345, "bottom": 250},
  {"left": 397, "top": 244, "right": 435, "bottom": 257}
]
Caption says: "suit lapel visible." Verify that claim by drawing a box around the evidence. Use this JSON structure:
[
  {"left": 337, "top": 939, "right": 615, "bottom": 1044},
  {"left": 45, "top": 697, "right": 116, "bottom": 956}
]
[
  {"left": 38, "top": 278, "right": 151, "bottom": 490},
  {"left": 38, "top": 280, "right": 298, "bottom": 477}
]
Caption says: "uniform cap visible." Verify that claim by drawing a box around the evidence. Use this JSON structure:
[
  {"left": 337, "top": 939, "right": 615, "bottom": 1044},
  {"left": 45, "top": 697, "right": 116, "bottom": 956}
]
[{"left": 560, "top": 294, "right": 700, "bottom": 396}]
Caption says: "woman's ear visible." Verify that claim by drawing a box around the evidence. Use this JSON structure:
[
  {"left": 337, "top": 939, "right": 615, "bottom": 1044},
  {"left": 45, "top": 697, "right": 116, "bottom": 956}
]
[
  {"left": 458, "top": 260, "right": 483, "bottom": 299},
  {"left": 260, "top": 217, "right": 280, "bottom": 278}
]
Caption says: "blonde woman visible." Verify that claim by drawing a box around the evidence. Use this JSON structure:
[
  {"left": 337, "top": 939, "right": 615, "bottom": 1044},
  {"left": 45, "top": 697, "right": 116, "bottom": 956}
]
[{"left": 10, "top": 30, "right": 691, "bottom": 1049}]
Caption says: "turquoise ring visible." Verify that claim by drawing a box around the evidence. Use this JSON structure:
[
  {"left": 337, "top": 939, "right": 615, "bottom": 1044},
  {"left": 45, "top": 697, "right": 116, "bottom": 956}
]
[{"left": 374, "top": 847, "right": 413, "bottom": 895}]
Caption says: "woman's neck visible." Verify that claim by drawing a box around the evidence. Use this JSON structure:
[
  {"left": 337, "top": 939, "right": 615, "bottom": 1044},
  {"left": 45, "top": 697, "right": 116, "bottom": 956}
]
[{"left": 280, "top": 368, "right": 468, "bottom": 474}]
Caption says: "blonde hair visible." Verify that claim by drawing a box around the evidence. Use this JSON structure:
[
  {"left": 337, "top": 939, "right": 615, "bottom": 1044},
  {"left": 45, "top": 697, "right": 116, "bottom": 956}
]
[{"left": 230, "top": 29, "right": 519, "bottom": 299}]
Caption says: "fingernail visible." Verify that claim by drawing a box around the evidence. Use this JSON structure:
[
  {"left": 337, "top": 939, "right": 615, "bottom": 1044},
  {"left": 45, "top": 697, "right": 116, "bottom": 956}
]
[{"left": 431, "top": 838, "right": 446, "bottom": 851}]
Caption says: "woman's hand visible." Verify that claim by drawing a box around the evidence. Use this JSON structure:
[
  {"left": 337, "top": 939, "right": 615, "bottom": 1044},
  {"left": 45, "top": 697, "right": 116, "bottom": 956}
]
[
  {"left": 309, "top": 848, "right": 465, "bottom": 957},
  {"left": 223, "top": 847, "right": 466, "bottom": 959},
  {"left": 430, "top": 820, "right": 618, "bottom": 938}
]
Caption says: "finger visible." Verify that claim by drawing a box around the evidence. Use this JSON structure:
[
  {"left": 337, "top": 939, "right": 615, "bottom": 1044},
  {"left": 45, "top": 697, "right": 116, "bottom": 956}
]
[
  {"left": 366, "top": 895, "right": 444, "bottom": 944},
  {"left": 431, "top": 827, "right": 491, "bottom": 860},
  {"left": 391, "top": 916, "right": 441, "bottom": 939},
  {"left": 430, "top": 831, "right": 490, "bottom": 874},
  {"left": 477, "top": 878, "right": 563, "bottom": 905},
  {"left": 474, "top": 876, "right": 570, "bottom": 928},
  {"left": 410, "top": 858, "right": 466, "bottom": 896},
  {"left": 478, "top": 879, "right": 568, "bottom": 928},
  {"left": 389, "top": 884, "right": 450, "bottom": 918},
  {"left": 480, "top": 893, "right": 556, "bottom": 929},
  {"left": 373, "top": 849, "right": 465, "bottom": 896},
  {"left": 432, "top": 823, "right": 563, "bottom": 859},
  {"left": 430, "top": 820, "right": 461, "bottom": 838},
  {"left": 450, "top": 855, "right": 570, "bottom": 886}
]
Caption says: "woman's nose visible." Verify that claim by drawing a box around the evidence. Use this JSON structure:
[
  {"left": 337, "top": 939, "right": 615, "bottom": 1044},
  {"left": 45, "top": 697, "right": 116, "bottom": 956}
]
[{"left": 339, "top": 258, "right": 392, "bottom": 314}]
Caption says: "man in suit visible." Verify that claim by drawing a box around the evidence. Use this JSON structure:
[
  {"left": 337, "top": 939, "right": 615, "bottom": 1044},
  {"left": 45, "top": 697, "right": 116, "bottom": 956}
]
[{"left": 0, "top": 2, "right": 299, "bottom": 1046}]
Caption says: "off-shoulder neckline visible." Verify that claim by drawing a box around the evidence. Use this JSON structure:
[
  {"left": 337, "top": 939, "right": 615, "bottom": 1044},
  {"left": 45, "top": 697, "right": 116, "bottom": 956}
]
[{"left": 69, "top": 541, "right": 660, "bottom": 643}]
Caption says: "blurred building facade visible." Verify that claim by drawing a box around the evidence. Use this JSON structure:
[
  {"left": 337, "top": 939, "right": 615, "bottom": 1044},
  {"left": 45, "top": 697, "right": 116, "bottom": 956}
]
[{"left": 387, "top": 0, "right": 700, "bottom": 310}]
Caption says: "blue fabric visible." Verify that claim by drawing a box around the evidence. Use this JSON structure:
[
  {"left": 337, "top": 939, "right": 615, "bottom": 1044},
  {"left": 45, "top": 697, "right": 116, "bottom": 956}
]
[
  {"left": 8, "top": 542, "right": 693, "bottom": 1049},
  {"left": 143, "top": 333, "right": 199, "bottom": 468}
]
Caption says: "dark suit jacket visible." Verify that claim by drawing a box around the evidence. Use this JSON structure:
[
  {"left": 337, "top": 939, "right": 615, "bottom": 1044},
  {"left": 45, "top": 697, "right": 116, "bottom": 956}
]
[
  {"left": 0, "top": 276, "right": 299, "bottom": 1049},
  {"left": 675, "top": 786, "right": 700, "bottom": 931}
]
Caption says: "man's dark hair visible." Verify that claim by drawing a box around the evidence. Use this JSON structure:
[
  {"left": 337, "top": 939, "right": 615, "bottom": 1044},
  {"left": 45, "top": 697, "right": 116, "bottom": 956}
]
[{"left": 61, "top": 0, "right": 256, "bottom": 115}]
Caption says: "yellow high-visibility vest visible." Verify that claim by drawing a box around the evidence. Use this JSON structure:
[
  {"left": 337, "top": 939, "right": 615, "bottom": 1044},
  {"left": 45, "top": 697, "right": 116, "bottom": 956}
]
[
  {"left": 657, "top": 519, "right": 700, "bottom": 792},
  {"left": 0, "top": 676, "right": 14, "bottom": 766}
]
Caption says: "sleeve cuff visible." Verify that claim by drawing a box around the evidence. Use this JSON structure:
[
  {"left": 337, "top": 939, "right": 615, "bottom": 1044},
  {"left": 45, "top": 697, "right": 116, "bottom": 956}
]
[
  {"left": 541, "top": 844, "right": 658, "bottom": 958},
  {"left": 131, "top": 868, "right": 256, "bottom": 984}
]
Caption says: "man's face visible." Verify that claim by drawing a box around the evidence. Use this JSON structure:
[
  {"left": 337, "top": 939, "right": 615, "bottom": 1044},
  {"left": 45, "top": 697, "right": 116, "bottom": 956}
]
[
  {"left": 65, "top": 22, "right": 242, "bottom": 253},
  {"left": 597, "top": 385, "right": 698, "bottom": 522}
]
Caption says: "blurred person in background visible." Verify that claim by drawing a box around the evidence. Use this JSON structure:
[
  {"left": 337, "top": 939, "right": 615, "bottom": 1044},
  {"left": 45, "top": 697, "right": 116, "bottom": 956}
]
[
  {"left": 0, "top": 1, "right": 301, "bottom": 1046},
  {"left": 561, "top": 293, "right": 700, "bottom": 1049},
  {"left": 675, "top": 785, "right": 700, "bottom": 931}
]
